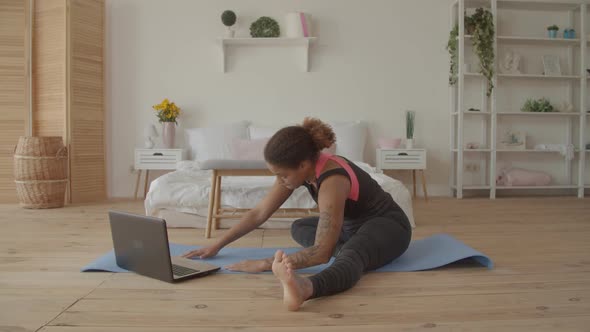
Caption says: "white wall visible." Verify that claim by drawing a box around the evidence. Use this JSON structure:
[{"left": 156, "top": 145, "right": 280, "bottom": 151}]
[{"left": 106, "top": 0, "right": 456, "bottom": 198}]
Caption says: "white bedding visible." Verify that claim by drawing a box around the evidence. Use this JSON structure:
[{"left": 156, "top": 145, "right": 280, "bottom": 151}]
[{"left": 145, "top": 160, "right": 415, "bottom": 228}]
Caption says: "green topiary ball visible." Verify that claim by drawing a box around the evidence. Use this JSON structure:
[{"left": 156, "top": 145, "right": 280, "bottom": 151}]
[
  {"left": 250, "top": 16, "right": 280, "bottom": 38},
  {"left": 221, "top": 10, "right": 236, "bottom": 27}
]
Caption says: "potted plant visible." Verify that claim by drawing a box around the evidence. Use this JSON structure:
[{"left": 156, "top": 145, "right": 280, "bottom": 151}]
[
  {"left": 547, "top": 25, "right": 559, "bottom": 38},
  {"left": 152, "top": 98, "right": 181, "bottom": 149},
  {"left": 250, "top": 16, "right": 281, "bottom": 38},
  {"left": 447, "top": 8, "right": 495, "bottom": 96},
  {"left": 406, "top": 110, "right": 415, "bottom": 149},
  {"left": 521, "top": 97, "right": 555, "bottom": 113},
  {"left": 568, "top": 28, "right": 575, "bottom": 39},
  {"left": 563, "top": 28, "right": 576, "bottom": 39},
  {"left": 221, "top": 10, "right": 237, "bottom": 38}
]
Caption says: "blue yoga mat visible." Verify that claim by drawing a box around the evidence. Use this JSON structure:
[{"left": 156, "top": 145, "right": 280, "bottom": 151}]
[{"left": 81, "top": 234, "right": 492, "bottom": 274}]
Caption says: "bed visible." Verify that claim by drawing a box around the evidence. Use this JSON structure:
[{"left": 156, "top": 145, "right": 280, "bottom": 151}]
[{"left": 145, "top": 160, "right": 416, "bottom": 229}]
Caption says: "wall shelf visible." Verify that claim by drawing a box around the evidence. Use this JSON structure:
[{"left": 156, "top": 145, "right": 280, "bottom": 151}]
[
  {"left": 496, "top": 149, "right": 581, "bottom": 153},
  {"left": 496, "top": 185, "right": 578, "bottom": 189},
  {"left": 452, "top": 149, "right": 492, "bottom": 152},
  {"left": 496, "top": 112, "right": 582, "bottom": 116},
  {"left": 452, "top": 185, "right": 491, "bottom": 190},
  {"left": 497, "top": 35, "right": 581, "bottom": 45},
  {"left": 498, "top": 73, "right": 581, "bottom": 80},
  {"left": 465, "top": 35, "right": 582, "bottom": 45},
  {"left": 452, "top": 111, "right": 492, "bottom": 116},
  {"left": 456, "top": 0, "right": 580, "bottom": 11},
  {"left": 219, "top": 37, "right": 317, "bottom": 73}
]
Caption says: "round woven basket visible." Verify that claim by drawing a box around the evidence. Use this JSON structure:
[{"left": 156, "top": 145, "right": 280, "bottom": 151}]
[{"left": 14, "top": 136, "right": 68, "bottom": 209}]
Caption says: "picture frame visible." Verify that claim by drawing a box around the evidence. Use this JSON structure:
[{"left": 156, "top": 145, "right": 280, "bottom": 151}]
[
  {"left": 542, "top": 55, "right": 561, "bottom": 76},
  {"left": 499, "top": 130, "right": 526, "bottom": 150}
]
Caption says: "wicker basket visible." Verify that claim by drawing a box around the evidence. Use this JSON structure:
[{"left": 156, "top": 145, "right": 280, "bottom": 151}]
[{"left": 14, "top": 137, "right": 68, "bottom": 209}]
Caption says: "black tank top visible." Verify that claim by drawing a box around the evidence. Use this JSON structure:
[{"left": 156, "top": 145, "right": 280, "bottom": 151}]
[{"left": 302, "top": 155, "right": 409, "bottom": 234}]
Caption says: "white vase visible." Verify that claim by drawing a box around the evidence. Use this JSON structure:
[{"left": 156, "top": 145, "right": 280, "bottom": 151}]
[
  {"left": 406, "top": 138, "right": 414, "bottom": 149},
  {"left": 162, "top": 122, "right": 176, "bottom": 149},
  {"left": 225, "top": 26, "right": 235, "bottom": 38}
]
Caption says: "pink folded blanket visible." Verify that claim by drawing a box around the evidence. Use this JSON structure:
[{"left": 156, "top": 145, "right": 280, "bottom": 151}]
[{"left": 496, "top": 167, "right": 551, "bottom": 186}]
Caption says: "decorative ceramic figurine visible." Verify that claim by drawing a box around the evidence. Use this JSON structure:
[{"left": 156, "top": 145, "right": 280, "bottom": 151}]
[{"left": 500, "top": 51, "right": 522, "bottom": 74}]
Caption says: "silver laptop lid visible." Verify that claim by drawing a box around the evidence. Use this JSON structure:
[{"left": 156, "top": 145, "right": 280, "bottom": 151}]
[{"left": 108, "top": 211, "right": 174, "bottom": 283}]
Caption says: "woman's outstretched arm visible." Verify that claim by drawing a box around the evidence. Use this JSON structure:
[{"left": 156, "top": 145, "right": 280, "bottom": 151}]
[{"left": 183, "top": 178, "right": 292, "bottom": 259}]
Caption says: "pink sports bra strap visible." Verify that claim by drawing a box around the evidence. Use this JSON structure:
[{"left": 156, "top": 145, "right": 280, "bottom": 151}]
[{"left": 315, "top": 153, "right": 360, "bottom": 201}]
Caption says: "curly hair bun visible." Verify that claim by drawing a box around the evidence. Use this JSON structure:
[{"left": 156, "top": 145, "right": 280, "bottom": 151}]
[{"left": 301, "top": 117, "right": 336, "bottom": 151}]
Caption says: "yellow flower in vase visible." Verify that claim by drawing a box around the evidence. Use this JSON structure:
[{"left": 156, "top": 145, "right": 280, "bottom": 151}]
[
  {"left": 152, "top": 98, "right": 181, "bottom": 124},
  {"left": 152, "top": 98, "right": 181, "bottom": 149}
]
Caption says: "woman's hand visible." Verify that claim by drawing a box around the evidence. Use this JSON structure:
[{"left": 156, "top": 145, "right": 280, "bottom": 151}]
[
  {"left": 182, "top": 244, "right": 221, "bottom": 259},
  {"left": 225, "top": 258, "right": 271, "bottom": 273}
]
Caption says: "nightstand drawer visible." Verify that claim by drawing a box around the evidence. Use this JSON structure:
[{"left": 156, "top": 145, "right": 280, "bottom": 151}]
[
  {"left": 135, "top": 149, "right": 183, "bottom": 170},
  {"left": 377, "top": 149, "right": 426, "bottom": 170}
]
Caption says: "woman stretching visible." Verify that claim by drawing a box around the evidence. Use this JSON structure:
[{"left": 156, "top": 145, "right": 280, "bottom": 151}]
[{"left": 183, "top": 118, "right": 412, "bottom": 311}]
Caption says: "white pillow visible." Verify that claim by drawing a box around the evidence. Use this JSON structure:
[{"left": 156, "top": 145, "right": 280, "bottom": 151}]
[
  {"left": 230, "top": 137, "right": 269, "bottom": 160},
  {"left": 249, "top": 126, "right": 280, "bottom": 140},
  {"left": 185, "top": 121, "right": 249, "bottom": 161},
  {"left": 329, "top": 121, "right": 366, "bottom": 162}
]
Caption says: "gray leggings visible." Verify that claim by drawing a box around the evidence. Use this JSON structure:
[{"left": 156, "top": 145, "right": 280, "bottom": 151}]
[{"left": 291, "top": 214, "right": 411, "bottom": 299}]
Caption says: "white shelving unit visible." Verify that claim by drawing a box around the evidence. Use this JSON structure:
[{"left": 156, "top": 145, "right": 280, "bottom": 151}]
[
  {"left": 449, "top": 0, "right": 588, "bottom": 199},
  {"left": 219, "top": 37, "right": 317, "bottom": 73}
]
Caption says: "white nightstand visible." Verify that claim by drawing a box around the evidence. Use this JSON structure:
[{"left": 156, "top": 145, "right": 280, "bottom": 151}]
[
  {"left": 376, "top": 148, "right": 428, "bottom": 200},
  {"left": 134, "top": 148, "right": 184, "bottom": 199}
]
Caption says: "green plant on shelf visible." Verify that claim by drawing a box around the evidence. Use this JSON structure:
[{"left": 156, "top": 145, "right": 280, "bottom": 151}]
[
  {"left": 508, "top": 133, "right": 519, "bottom": 144},
  {"left": 406, "top": 110, "right": 415, "bottom": 139},
  {"left": 447, "top": 8, "right": 495, "bottom": 96},
  {"left": 221, "top": 10, "right": 237, "bottom": 27},
  {"left": 521, "top": 97, "right": 555, "bottom": 113},
  {"left": 447, "top": 24, "right": 459, "bottom": 86}
]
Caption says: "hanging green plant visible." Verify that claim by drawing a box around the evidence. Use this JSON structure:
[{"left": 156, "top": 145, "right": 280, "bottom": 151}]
[
  {"left": 471, "top": 8, "right": 495, "bottom": 96},
  {"left": 446, "top": 24, "right": 459, "bottom": 86},
  {"left": 447, "top": 8, "right": 495, "bottom": 96},
  {"left": 250, "top": 16, "right": 280, "bottom": 38}
]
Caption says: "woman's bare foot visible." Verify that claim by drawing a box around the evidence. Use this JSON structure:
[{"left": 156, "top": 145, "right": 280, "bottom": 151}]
[{"left": 272, "top": 250, "right": 313, "bottom": 311}]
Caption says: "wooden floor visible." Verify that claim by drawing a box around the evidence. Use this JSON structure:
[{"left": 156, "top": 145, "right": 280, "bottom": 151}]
[{"left": 1, "top": 197, "right": 589, "bottom": 332}]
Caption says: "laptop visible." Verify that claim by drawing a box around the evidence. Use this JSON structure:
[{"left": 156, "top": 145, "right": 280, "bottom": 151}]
[{"left": 108, "top": 210, "right": 220, "bottom": 283}]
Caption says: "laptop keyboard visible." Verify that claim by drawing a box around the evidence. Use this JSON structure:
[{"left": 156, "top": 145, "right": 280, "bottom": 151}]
[{"left": 172, "top": 264, "right": 200, "bottom": 277}]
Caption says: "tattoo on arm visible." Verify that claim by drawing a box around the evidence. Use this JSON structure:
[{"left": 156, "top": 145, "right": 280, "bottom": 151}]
[
  {"left": 315, "top": 211, "right": 332, "bottom": 243},
  {"left": 287, "top": 245, "right": 322, "bottom": 269},
  {"left": 287, "top": 211, "right": 334, "bottom": 269}
]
